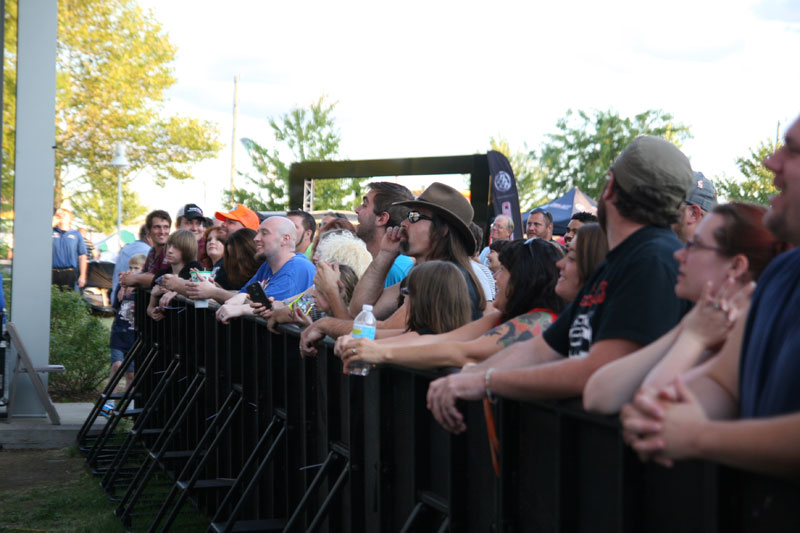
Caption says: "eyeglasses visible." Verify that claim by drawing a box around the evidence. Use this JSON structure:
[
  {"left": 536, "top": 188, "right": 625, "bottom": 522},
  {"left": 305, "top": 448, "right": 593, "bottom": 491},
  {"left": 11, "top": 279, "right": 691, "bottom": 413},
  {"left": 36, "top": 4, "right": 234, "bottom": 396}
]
[
  {"left": 400, "top": 286, "right": 409, "bottom": 296},
  {"left": 684, "top": 238, "right": 725, "bottom": 255},
  {"left": 407, "top": 211, "right": 434, "bottom": 224}
]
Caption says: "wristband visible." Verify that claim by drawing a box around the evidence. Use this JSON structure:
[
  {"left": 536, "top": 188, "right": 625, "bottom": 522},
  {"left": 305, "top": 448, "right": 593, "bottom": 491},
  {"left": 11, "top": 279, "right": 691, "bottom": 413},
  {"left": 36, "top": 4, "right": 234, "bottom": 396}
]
[{"left": 484, "top": 368, "right": 496, "bottom": 403}]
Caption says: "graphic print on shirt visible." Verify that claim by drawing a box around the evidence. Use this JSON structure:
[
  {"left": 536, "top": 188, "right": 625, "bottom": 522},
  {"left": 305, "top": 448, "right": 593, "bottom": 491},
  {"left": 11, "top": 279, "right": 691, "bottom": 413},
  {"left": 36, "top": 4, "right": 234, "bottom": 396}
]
[{"left": 568, "top": 280, "right": 608, "bottom": 358}]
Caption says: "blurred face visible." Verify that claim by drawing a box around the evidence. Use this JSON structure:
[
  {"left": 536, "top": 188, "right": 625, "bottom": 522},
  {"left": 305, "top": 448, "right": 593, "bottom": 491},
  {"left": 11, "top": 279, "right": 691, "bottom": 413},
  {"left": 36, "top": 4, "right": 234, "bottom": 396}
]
[
  {"left": 184, "top": 218, "right": 204, "bottom": 239},
  {"left": 165, "top": 244, "right": 182, "bottom": 265},
  {"left": 149, "top": 217, "right": 171, "bottom": 247},
  {"left": 527, "top": 213, "right": 551, "bottom": 239},
  {"left": 312, "top": 285, "right": 330, "bottom": 314},
  {"left": 223, "top": 218, "right": 245, "bottom": 237},
  {"left": 673, "top": 214, "right": 734, "bottom": 301},
  {"left": 355, "top": 190, "right": 378, "bottom": 242},
  {"left": 555, "top": 235, "right": 582, "bottom": 302},
  {"left": 490, "top": 216, "right": 512, "bottom": 240},
  {"left": 564, "top": 219, "right": 583, "bottom": 245},
  {"left": 129, "top": 264, "right": 143, "bottom": 274},
  {"left": 52, "top": 208, "right": 72, "bottom": 230},
  {"left": 492, "top": 264, "right": 510, "bottom": 312},
  {"left": 399, "top": 208, "right": 433, "bottom": 260},
  {"left": 487, "top": 250, "right": 502, "bottom": 273},
  {"left": 287, "top": 215, "right": 310, "bottom": 252},
  {"left": 253, "top": 218, "right": 284, "bottom": 261},
  {"left": 206, "top": 230, "right": 224, "bottom": 261},
  {"left": 764, "top": 118, "right": 800, "bottom": 245}
]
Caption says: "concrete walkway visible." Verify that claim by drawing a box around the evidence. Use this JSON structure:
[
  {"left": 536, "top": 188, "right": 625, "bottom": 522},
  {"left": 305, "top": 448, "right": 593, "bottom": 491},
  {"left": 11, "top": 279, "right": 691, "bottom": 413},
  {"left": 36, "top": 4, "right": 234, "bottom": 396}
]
[{"left": 0, "top": 402, "right": 106, "bottom": 449}]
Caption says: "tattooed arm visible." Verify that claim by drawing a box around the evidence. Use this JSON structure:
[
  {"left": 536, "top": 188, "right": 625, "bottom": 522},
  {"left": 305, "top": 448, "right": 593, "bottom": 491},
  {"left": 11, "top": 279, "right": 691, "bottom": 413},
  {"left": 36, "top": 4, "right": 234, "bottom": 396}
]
[{"left": 339, "top": 310, "right": 555, "bottom": 370}]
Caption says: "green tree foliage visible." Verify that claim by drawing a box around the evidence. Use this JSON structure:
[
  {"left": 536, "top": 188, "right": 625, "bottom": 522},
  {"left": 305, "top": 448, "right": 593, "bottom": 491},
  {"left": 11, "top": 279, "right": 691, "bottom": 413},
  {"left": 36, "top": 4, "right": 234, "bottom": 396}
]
[
  {"left": 489, "top": 137, "right": 549, "bottom": 210},
  {"left": 49, "top": 286, "right": 109, "bottom": 396},
  {"left": 225, "top": 96, "right": 367, "bottom": 212},
  {"left": 2, "top": 0, "right": 222, "bottom": 232},
  {"left": 536, "top": 109, "right": 692, "bottom": 200},
  {"left": 715, "top": 139, "right": 778, "bottom": 206}
]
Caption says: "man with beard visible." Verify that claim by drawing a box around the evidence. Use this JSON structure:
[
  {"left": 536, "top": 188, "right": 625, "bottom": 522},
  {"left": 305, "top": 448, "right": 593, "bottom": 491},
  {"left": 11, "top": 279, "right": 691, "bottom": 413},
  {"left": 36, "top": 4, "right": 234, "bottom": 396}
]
[
  {"left": 427, "top": 136, "right": 693, "bottom": 434},
  {"left": 622, "top": 116, "right": 800, "bottom": 482},
  {"left": 300, "top": 182, "right": 487, "bottom": 356},
  {"left": 216, "top": 216, "right": 315, "bottom": 324},
  {"left": 353, "top": 181, "right": 415, "bottom": 288}
]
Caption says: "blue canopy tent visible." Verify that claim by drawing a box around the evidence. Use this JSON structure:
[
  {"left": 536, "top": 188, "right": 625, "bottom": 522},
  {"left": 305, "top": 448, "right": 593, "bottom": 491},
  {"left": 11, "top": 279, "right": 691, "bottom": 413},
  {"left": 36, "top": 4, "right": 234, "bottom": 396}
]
[{"left": 524, "top": 187, "right": 597, "bottom": 235}]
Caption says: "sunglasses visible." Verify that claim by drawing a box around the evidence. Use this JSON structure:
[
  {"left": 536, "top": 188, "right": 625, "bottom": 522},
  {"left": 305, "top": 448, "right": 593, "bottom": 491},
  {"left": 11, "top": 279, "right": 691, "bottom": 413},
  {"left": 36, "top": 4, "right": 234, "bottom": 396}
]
[
  {"left": 400, "top": 286, "right": 410, "bottom": 296},
  {"left": 407, "top": 211, "right": 434, "bottom": 224}
]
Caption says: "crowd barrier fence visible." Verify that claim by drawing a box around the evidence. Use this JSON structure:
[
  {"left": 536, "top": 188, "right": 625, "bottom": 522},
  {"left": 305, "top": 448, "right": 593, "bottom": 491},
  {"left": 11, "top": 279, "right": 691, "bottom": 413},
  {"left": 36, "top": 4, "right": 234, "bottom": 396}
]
[{"left": 92, "top": 291, "right": 800, "bottom": 532}]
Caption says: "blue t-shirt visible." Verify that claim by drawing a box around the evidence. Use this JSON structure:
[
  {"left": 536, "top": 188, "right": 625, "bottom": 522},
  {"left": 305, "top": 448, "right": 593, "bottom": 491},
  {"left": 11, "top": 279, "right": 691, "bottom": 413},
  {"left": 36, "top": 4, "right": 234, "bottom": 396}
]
[
  {"left": 52, "top": 227, "right": 87, "bottom": 269},
  {"left": 739, "top": 248, "right": 800, "bottom": 418},
  {"left": 386, "top": 255, "right": 414, "bottom": 287},
  {"left": 239, "top": 253, "right": 315, "bottom": 301}
]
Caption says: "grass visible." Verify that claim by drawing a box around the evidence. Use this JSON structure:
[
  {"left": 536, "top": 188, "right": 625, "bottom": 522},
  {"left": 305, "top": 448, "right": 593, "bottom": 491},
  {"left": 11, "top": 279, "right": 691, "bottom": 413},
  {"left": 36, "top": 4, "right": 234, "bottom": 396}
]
[
  {"left": 0, "top": 445, "right": 210, "bottom": 533},
  {"left": 0, "top": 447, "right": 126, "bottom": 533}
]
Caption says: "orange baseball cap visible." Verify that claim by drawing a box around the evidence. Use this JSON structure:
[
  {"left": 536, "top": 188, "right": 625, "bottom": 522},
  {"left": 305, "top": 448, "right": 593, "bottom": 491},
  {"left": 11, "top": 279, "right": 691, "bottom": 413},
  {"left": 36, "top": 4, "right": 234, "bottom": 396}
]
[{"left": 215, "top": 204, "right": 260, "bottom": 230}]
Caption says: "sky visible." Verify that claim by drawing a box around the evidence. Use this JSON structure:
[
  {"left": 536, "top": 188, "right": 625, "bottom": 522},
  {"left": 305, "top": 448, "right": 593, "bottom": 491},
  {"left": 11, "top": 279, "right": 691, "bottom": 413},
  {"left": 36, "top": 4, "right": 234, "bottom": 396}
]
[{"left": 133, "top": 0, "right": 800, "bottom": 219}]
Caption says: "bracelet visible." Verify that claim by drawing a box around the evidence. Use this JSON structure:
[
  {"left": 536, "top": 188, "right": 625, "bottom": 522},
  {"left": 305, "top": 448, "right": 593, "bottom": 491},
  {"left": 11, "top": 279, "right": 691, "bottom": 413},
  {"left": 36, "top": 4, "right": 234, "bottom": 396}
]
[{"left": 484, "top": 368, "right": 496, "bottom": 403}]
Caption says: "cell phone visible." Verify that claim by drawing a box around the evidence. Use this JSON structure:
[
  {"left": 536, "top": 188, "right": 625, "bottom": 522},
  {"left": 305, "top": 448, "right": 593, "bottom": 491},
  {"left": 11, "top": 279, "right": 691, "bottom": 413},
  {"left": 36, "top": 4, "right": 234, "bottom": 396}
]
[{"left": 246, "top": 282, "right": 272, "bottom": 309}]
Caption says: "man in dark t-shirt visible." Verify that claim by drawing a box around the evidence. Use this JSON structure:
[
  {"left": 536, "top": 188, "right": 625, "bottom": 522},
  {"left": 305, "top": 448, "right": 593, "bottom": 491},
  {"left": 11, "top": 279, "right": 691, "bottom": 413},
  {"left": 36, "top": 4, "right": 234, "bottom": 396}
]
[
  {"left": 621, "top": 115, "right": 800, "bottom": 480},
  {"left": 427, "top": 136, "right": 694, "bottom": 434}
]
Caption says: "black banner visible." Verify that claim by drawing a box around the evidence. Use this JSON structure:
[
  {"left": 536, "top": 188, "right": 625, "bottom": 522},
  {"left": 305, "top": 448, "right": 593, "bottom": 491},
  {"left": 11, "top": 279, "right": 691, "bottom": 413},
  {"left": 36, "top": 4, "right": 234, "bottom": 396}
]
[{"left": 486, "top": 151, "right": 523, "bottom": 242}]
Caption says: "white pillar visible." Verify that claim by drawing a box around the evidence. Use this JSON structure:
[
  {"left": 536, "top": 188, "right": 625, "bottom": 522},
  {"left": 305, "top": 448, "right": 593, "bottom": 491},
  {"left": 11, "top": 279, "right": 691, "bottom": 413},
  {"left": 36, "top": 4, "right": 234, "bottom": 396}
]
[{"left": 8, "top": 0, "right": 58, "bottom": 415}]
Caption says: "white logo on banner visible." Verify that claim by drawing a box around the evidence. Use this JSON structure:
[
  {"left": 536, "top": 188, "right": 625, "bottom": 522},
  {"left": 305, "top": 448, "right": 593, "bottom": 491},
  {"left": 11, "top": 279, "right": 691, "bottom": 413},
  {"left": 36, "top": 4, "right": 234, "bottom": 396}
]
[{"left": 494, "top": 171, "right": 512, "bottom": 192}]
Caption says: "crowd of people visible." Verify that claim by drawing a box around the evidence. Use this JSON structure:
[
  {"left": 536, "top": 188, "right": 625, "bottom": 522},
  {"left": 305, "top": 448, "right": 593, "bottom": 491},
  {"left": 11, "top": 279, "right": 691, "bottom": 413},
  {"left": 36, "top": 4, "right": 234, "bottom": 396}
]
[{"left": 79, "top": 113, "right": 800, "bottom": 479}]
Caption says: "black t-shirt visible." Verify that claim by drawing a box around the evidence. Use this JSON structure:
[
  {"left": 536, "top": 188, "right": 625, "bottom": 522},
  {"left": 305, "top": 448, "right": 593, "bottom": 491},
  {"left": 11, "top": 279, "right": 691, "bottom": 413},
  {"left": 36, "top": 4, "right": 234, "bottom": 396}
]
[
  {"left": 211, "top": 259, "right": 234, "bottom": 290},
  {"left": 543, "top": 226, "right": 691, "bottom": 358},
  {"left": 152, "top": 261, "right": 203, "bottom": 287}
]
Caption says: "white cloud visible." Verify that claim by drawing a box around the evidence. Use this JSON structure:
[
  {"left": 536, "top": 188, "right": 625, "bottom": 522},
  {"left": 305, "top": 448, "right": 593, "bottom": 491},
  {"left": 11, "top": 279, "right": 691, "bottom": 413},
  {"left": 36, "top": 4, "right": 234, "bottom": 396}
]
[{"left": 134, "top": 0, "right": 800, "bottom": 218}]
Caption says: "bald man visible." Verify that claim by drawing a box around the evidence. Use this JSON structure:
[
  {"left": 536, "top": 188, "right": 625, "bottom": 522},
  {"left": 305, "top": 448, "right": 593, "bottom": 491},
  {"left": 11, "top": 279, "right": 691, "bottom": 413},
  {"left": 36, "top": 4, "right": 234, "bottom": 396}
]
[{"left": 216, "top": 216, "right": 315, "bottom": 323}]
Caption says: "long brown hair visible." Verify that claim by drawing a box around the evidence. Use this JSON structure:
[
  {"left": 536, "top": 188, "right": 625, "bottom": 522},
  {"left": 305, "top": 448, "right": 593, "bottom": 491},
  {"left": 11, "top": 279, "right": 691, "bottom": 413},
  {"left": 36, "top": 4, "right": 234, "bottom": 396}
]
[
  {"left": 224, "top": 228, "right": 259, "bottom": 289},
  {"left": 575, "top": 223, "right": 608, "bottom": 285},
  {"left": 405, "top": 261, "right": 471, "bottom": 334}
]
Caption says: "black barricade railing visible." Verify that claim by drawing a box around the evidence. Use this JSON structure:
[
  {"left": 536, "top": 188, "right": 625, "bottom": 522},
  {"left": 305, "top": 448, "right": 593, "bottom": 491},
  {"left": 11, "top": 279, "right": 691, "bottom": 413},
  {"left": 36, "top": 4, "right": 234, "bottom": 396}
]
[{"left": 126, "top": 290, "right": 800, "bottom": 532}]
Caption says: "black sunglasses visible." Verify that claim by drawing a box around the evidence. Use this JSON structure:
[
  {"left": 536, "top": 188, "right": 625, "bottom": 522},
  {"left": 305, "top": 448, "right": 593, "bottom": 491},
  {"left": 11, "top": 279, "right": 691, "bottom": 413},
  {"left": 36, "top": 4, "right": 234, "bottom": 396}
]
[{"left": 407, "top": 211, "right": 434, "bottom": 224}]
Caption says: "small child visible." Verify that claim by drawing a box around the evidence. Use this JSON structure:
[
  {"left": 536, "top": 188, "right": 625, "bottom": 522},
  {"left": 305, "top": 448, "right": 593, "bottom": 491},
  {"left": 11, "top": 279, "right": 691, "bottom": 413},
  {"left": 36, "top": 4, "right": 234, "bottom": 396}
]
[{"left": 103, "top": 253, "right": 146, "bottom": 416}]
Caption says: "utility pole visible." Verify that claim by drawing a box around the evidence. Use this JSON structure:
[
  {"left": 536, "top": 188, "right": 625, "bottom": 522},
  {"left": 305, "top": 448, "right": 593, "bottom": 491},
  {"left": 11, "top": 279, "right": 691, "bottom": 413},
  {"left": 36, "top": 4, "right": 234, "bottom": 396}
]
[{"left": 230, "top": 75, "right": 239, "bottom": 192}]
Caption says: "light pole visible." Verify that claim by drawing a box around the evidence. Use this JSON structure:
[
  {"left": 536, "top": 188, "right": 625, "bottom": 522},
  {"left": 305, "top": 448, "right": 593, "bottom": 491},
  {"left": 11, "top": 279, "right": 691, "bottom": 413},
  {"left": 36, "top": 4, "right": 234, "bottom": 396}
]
[{"left": 110, "top": 143, "right": 129, "bottom": 251}]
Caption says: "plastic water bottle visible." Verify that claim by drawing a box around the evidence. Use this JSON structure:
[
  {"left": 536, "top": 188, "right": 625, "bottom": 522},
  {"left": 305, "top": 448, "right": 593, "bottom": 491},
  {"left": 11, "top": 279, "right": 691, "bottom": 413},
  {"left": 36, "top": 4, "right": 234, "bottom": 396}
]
[{"left": 349, "top": 304, "right": 376, "bottom": 376}]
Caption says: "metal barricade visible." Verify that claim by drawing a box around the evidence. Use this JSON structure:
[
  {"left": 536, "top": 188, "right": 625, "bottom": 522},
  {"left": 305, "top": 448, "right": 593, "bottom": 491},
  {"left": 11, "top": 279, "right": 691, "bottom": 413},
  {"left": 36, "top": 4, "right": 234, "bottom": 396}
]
[{"left": 87, "top": 290, "right": 800, "bottom": 532}]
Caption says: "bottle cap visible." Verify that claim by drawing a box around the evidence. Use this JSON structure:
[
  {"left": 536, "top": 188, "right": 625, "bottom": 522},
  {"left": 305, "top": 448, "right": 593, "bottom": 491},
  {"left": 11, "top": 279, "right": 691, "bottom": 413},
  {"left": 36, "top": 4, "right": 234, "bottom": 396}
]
[{"left": 363, "top": 304, "right": 373, "bottom": 312}]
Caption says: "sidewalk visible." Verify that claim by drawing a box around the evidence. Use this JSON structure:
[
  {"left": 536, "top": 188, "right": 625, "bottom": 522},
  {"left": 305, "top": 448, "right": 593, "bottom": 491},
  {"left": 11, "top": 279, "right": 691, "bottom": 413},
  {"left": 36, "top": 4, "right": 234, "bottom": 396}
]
[{"left": 0, "top": 402, "right": 104, "bottom": 449}]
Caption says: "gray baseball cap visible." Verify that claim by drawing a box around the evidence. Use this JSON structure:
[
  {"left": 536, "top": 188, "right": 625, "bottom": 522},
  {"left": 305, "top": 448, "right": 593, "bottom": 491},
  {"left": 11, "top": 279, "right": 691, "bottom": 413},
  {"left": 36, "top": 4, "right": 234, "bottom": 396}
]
[
  {"left": 686, "top": 171, "right": 717, "bottom": 212},
  {"left": 612, "top": 135, "right": 694, "bottom": 211}
]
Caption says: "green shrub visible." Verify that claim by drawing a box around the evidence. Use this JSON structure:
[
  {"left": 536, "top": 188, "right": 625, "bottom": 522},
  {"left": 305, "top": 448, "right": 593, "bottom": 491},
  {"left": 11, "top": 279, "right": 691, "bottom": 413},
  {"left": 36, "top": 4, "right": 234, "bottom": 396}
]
[{"left": 49, "top": 286, "right": 109, "bottom": 396}]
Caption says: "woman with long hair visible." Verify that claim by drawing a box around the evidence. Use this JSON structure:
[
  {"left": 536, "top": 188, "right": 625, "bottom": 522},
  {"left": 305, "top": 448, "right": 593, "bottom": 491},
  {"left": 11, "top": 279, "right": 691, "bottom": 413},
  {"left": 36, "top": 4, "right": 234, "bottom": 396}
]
[
  {"left": 338, "top": 232, "right": 608, "bottom": 371},
  {"left": 184, "top": 227, "right": 260, "bottom": 304},
  {"left": 583, "top": 202, "right": 790, "bottom": 414}
]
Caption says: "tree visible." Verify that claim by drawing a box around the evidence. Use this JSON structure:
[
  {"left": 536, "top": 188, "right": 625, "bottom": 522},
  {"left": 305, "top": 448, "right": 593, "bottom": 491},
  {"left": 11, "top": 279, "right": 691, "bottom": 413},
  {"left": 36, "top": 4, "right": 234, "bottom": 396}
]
[
  {"left": 225, "top": 95, "right": 367, "bottom": 212},
  {"left": 2, "top": 0, "right": 222, "bottom": 232},
  {"left": 489, "top": 137, "right": 548, "bottom": 210},
  {"left": 715, "top": 139, "right": 778, "bottom": 206},
  {"left": 536, "top": 109, "right": 692, "bottom": 200}
]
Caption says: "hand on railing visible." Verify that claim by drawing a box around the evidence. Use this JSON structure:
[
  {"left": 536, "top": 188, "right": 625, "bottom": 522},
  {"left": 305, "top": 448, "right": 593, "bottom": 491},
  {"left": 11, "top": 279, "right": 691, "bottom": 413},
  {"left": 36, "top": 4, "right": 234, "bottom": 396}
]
[
  {"left": 426, "top": 372, "right": 486, "bottom": 434},
  {"left": 299, "top": 321, "right": 325, "bottom": 357},
  {"left": 621, "top": 378, "right": 707, "bottom": 468},
  {"left": 338, "top": 336, "right": 387, "bottom": 370},
  {"left": 216, "top": 302, "right": 246, "bottom": 325},
  {"left": 158, "top": 290, "right": 178, "bottom": 309}
]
